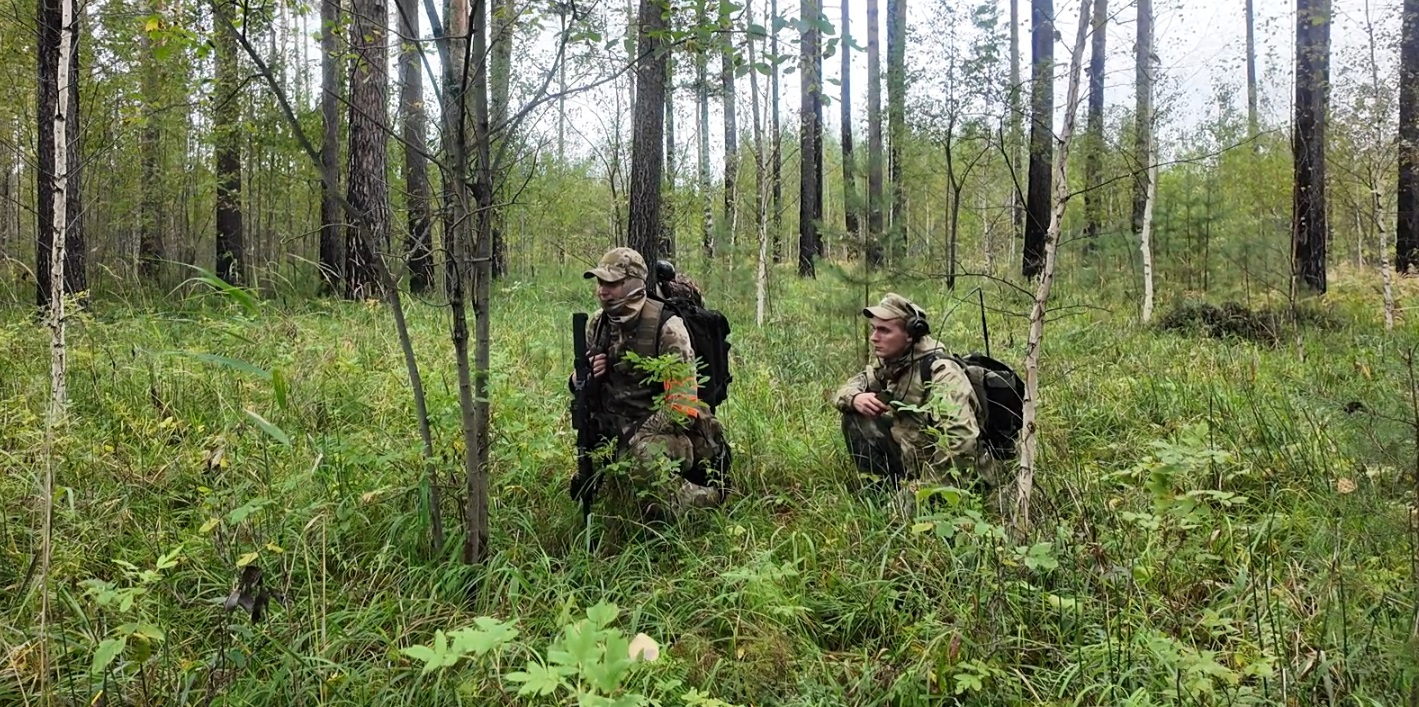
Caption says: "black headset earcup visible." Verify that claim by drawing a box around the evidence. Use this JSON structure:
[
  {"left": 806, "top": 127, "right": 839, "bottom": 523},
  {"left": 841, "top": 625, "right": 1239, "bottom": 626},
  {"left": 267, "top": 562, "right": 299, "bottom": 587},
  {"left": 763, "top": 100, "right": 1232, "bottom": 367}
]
[{"left": 907, "top": 308, "right": 929, "bottom": 338}]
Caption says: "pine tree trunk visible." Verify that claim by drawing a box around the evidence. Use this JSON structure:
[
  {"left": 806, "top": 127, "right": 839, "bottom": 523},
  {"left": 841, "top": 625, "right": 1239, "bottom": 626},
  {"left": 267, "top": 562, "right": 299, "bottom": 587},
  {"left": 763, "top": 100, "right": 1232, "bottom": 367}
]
[
  {"left": 721, "top": 2, "right": 739, "bottom": 252},
  {"left": 319, "top": 0, "right": 343, "bottom": 293},
  {"left": 345, "top": 0, "right": 390, "bottom": 299},
  {"left": 402, "top": 0, "right": 433, "bottom": 292},
  {"left": 443, "top": 0, "right": 468, "bottom": 298},
  {"left": 1398, "top": 0, "right": 1419, "bottom": 274},
  {"left": 886, "top": 0, "right": 906, "bottom": 255},
  {"left": 866, "top": 0, "right": 884, "bottom": 264},
  {"left": 840, "top": 0, "right": 859, "bottom": 241},
  {"left": 628, "top": 0, "right": 667, "bottom": 267},
  {"left": 1022, "top": 0, "right": 1053, "bottom": 278},
  {"left": 213, "top": 0, "right": 244, "bottom": 286},
  {"left": 139, "top": 19, "right": 163, "bottom": 279},
  {"left": 663, "top": 51, "right": 677, "bottom": 258},
  {"left": 1083, "top": 0, "right": 1107, "bottom": 251},
  {"left": 1292, "top": 0, "right": 1330, "bottom": 294},
  {"left": 798, "top": 0, "right": 822, "bottom": 277}
]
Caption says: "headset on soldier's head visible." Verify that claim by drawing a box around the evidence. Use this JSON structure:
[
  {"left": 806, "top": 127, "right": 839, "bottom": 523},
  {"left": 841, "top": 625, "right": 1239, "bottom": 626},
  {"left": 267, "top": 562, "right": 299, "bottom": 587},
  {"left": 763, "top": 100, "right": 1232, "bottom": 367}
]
[{"left": 905, "top": 303, "right": 931, "bottom": 340}]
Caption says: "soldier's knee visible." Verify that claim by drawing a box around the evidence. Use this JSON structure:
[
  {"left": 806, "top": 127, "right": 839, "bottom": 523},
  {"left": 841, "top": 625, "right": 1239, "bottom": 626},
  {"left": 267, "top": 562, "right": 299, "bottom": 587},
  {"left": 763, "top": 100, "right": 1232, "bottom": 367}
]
[
  {"left": 629, "top": 433, "right": 692, "bottom": 475},
  {"left": 840, "top": 411, "right": 880, "bottom": 444}
]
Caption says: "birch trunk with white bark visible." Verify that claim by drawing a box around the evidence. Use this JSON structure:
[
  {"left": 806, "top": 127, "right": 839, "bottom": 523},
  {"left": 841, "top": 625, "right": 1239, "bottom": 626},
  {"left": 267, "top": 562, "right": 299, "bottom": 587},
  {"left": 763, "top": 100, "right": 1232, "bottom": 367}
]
[
  {"left": 1140, "top": 159, "right": 1157, "bottom": 323},
  {"left": 1016, "top": 0, "right": 1093, "bottom": 534}
]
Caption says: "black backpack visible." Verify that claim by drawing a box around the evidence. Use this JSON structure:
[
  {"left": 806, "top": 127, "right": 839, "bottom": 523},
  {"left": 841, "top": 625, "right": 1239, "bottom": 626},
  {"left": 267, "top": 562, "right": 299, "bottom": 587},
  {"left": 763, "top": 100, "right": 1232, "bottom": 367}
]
[
  {"left": 918, "top": 351, "right": 1024, "bottom": 460},
  {"left": 651, "top": 295, "right": 734, "bottom": 412}
]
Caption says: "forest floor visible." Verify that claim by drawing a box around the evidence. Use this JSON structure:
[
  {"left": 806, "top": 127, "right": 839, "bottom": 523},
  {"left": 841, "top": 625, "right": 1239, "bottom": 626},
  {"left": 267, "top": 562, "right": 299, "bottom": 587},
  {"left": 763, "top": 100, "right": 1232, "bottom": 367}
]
[{"left": 1, "top": 261, "right": 1417, "bottom": 706}]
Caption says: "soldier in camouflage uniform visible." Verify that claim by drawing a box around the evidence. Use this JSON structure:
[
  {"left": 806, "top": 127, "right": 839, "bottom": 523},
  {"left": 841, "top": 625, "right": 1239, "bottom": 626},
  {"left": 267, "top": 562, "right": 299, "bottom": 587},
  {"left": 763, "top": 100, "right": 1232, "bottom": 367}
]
[
  {"left": 569, "top": 247, "right": 728, "bottom": 524},
  {"left": 834, "top": 293, "right": 998, "bottom": 501}
]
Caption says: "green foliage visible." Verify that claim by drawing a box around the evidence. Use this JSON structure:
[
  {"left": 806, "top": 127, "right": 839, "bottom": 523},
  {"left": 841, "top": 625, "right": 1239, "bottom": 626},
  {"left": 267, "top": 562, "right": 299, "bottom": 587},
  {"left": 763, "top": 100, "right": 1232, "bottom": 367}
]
[{"left": 2, "top": 266, "right": 1417, "bottom": 706}]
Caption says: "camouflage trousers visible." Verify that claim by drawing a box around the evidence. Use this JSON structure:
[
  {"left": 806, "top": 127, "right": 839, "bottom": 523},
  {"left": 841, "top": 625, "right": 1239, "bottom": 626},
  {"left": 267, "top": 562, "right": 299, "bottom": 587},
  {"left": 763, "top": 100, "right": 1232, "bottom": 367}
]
[
  {"left": 597, "top": 414, "right": 728, "bottom": 526},
  {"left": 840, "top": 411, "right": 1004, "bottom": 512}
]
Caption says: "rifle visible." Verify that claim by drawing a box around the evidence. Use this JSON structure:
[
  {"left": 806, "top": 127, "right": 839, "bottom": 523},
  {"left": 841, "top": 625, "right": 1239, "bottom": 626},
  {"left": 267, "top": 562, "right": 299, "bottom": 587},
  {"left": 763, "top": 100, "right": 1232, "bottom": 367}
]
[{"left": 570, "top": 312, "right": 606, "bottom": 517}]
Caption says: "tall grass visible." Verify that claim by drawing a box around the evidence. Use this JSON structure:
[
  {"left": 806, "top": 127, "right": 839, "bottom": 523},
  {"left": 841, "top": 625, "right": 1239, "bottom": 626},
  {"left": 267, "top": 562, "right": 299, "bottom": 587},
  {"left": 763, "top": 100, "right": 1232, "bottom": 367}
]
[{"left": 1, "top": 263, "right": 1416, "bottom": 705}]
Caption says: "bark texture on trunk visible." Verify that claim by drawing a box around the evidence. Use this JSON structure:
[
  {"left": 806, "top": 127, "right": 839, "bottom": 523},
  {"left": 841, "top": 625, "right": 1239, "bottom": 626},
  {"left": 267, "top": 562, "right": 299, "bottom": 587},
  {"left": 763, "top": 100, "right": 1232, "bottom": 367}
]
[
  {"left": 1022, "top": 0, "right": 1053, "bottom": 278},
  {"left": 627, "top": 0, "right": 668, "bottom": 269},
  {"left": 48, "top": 0, "right": 74, "bottom": 414},
  {"left": 798, "top": 0, "right": 822, "bottom": 276},
  {"left": 489, "top": 0, "right": 512, "bottom": 277},
  {"left": 463, "top": 0, "right": 495, "bottom": 565},
  {"left": 663, "top": 51, "right": 677, "bottom": 258},
  {"left": 1083, "top": 0, "right": 1107, "bottom": 249},
  {"left": 139, "top": 20, "right": 163, "bottom": 279},
  {"left": 320, "top": 0, "right": 343, "bottom": 293},
  {"left": 721, "top": 2, "right": 738, "bottom": 250},
  {"left": 401, "top": 0, "right": 433, "bottom": 292},
  {"left": 1017, "top": 0, "right": 1093, "bottom": 537},
  {"left": 1132, "top": 0, "right": 1152, "bottom": 238},
  {"left": 214, "top": 0, "right": 244, "bottom": 286},
  {"left": 1292, "top": 0, "right": 1330, "bottom": 294},
  {"left": 840, "top": 0, "right": 858, "bottom": 241},
  {"left": 345, "top": 0, "right": 391, "bottom": 299}
]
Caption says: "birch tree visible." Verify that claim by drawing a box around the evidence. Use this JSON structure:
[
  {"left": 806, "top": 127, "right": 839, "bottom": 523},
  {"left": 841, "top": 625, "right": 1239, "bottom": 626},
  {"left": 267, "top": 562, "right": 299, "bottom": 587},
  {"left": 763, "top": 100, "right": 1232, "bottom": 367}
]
[{"left": 1016, "top": 0, "right": 1093, "bottom": 533}]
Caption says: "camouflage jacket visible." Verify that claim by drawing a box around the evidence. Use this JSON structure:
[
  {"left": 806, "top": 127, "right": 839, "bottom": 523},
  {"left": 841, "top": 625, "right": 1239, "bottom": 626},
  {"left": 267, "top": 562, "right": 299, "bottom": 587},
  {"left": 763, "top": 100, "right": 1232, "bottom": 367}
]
[
  {"left": 833, "top": 336, "right": 982, "bottom": 473},
  {"left": 584, "top": 297, "right": 700, "bottom": 438}
]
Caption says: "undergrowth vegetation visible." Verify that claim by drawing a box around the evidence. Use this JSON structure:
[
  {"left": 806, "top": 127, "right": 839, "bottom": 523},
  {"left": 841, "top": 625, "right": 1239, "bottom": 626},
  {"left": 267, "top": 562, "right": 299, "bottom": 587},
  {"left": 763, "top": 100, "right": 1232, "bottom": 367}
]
[{"left": 2, "top": 263, "right": 1417, "bottom": 705}]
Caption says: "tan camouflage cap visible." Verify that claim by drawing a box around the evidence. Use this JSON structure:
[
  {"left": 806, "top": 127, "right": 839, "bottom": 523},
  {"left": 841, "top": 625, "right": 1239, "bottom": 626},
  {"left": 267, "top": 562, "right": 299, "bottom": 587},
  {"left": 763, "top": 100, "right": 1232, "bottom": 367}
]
[
  {"left": 583, "top": 247, "right": 649, "bottom": 283},
  {"left": 862, "top": 292, "right": 926, "bottom": 321}
]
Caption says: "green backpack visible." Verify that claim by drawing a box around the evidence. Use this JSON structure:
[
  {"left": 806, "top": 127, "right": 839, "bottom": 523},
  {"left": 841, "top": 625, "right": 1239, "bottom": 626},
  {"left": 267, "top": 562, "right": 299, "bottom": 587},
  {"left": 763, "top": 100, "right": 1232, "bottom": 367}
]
[{"left": 918, "top": 351, "right": 1025, "bottom": 460}]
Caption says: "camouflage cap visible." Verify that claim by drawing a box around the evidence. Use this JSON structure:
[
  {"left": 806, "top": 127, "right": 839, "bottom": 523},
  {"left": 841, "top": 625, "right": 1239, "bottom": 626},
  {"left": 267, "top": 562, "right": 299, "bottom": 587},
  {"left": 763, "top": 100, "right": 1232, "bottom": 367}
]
[
  {"left": 583, "top": 247, "right": 649, "bottom": 283},
  {"left": 862, "top": 292, "right": 926, "bottom": 321}
]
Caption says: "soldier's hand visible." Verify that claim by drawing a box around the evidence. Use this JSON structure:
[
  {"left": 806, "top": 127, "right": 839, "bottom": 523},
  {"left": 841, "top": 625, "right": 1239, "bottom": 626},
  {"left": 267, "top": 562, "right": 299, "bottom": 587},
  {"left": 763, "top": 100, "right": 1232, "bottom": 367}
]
[
  {"left": 852, "top": 392, "right": 891, "bottom": 417},
  {"left": 590, "top": 353, "right": 608, "bottom": 378}
]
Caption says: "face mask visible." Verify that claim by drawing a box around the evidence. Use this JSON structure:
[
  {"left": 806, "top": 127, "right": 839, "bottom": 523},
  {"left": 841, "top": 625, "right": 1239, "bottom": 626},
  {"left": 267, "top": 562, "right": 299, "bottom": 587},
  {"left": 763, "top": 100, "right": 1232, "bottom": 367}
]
[{"left": 603, "top": 278, "right": 647, "bottom": 322}]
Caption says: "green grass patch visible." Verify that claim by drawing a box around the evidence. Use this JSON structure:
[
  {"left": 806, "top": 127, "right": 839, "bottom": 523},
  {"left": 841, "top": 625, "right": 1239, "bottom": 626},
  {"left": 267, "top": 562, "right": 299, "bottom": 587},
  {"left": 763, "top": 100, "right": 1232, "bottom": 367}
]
[{"left": 2, "top": 264, "right": 1416, "bottom": 705}]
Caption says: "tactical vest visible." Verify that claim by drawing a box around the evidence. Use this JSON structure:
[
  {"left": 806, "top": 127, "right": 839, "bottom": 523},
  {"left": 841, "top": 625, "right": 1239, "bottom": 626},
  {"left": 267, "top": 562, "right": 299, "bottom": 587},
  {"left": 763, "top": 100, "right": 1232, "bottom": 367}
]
[
  {"left": 865, "top": 351, "right": 945, "bottom": 435},
  {"left": 595, "top": 299, "right": 668, "bottom": 434}
]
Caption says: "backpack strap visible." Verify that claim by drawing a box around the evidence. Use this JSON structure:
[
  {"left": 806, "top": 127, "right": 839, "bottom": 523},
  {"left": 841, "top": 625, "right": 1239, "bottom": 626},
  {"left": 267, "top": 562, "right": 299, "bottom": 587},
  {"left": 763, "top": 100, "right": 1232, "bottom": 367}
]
[
  {"left": 952, "top": 354, "right": 991, "bottom": 429},
  {"left": 632, "top": 298, "right": 666, "bottom": 358},
  {"left": 923, "top": 353, "right": 991, "bottom": 430},
  {"left": 917, "top": 352, "right": 940, "bottom": 391}
]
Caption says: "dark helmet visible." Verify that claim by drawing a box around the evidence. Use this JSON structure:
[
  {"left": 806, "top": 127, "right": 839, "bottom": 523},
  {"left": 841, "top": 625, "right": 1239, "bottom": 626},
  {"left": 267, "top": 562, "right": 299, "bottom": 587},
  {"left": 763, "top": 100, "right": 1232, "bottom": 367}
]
[{"left": 654, "top": 259, "right": 676, "bottom": 284}]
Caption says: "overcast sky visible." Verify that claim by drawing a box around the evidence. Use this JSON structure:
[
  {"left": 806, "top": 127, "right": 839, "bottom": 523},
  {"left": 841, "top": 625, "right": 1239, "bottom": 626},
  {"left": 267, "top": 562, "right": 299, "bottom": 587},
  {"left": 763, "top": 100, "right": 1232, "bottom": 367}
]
[{"left": 540, "top": 0, "right": 1406, "bottom": 168}]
